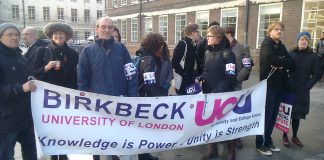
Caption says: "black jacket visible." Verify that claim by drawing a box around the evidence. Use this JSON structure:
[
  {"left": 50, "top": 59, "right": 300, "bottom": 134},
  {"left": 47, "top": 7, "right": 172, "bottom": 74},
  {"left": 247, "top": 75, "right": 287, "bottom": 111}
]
[
  {"left": 172, "top": 36, "right": 197, "bottom": 95},
  {"left": 24, "top": 39, "right": 48, "bottom": 63},
  {"left": 0, "top": 42, "right": 34, "bottom": 133},
  {"left": 136, "top": 48, "right": 173, "bottom": 97},
  {"left": 201, "top": 39, "right": 236, "bottom": 93},
  {"left": 289, "top": 47, "right": 321, "bottom": 115},
  {"left": 33, "top": 41, "right": 79, "bottom": 89},
  {"left": 259, "top": 36, "right": 295, "bottom": 91}
]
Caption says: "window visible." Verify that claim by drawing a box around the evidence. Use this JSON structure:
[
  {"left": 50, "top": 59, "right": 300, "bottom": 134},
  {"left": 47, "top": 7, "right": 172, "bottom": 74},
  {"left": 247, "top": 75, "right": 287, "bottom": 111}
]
[
  {"left": 159, "top": 15, "right": 168, "bottom": 42},
  {"left": 113, "top": 20, "right": 118, "bottom": 27},
  {"left": 74, "top": 31, "right": 78, "bottom": 40},
  {"left": 97, "top": 0, "right": 102, "bottom": 3},
  {"left": 121, "top": 19, "right": 127, "bottom": 42},
  {"left": 145, "top": 17, "right": 153, "bottom": 35},
  {"left": 43, "top": 7, "right": 50, "bottom": 21},
  {"left": 84, "top": 9, "right": 90, "bottom": 22},
  {"left": 112, "top": 0, "right": 117, "bottom": 7},
  {"left": 221, "top": 8, "right": 238, "bottom": 38},
  {"left": 84, "top": 0, "right": 89, "bottom": 3},
  {"left": 196, "top": 11, "right": 209, "bottom": 37},
  {"left": 131, "top": 18, "right": 138, "bottom": 42},
  {"left": 85, "top": 31, "right": 90, "bottom": 40},
  {"left": 175, "top": 14, "right": 186, "bottom": 43},
  {"left": 97, "top": 10, "right": 103, "bottom": 20},
  {"left": 71, "top": 9, "right": 78, "bottom": 22},
  {"left": 28, "top": 6, "right": 35, "bottom": 20},
  {"left": 57, "top": 8, "right": 64, "bottom": 20},
  {"left": 121, "top": 0, "right": 127, "bottom": 6},
  {"left": 302, "top": 1, "right": 324, "bottom": 48},
  {"left": 12, "top": 5, "right": 19, "bottom": 19},
  {"left": 257, "top": 3, "right": 282, "bottom": 48},
  {"left": 71, "top": 0, "right": 77, "bottom": 1}
]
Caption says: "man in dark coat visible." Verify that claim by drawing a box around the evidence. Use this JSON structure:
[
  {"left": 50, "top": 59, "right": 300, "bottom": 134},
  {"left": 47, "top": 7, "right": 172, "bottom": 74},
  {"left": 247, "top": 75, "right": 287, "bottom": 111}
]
[
  {"left": 257, "top": 21, "right": 295, "bottom": 156},
  {"left": 22, "top": 27, "right": 48, "bottom": 63},
  {"left": 0, "top": 23, "right": 37, "bottom": 160}
]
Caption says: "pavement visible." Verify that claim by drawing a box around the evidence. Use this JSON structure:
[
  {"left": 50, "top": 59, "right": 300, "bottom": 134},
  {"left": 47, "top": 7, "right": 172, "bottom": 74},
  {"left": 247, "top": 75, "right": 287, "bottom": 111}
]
[{"left": 14, "top": 70, "right": 324, "bottom": 160}]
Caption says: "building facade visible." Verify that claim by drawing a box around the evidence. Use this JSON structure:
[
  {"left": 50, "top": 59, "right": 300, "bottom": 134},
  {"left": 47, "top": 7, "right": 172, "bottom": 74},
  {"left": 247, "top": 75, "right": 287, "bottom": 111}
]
[
  {"left": 0, "top": 0, "right": 107, "bottom": 42},
  {"left": 108, "top": 0, "right": 324, "bottom": 63}
]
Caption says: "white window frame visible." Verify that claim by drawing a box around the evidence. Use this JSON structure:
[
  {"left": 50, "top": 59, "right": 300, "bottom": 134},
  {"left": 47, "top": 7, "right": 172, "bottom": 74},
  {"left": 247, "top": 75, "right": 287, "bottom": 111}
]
[
  {"left": 159, "top": 15, "right": 168, "bottom": 42},
  {"left": 71, "top": 8, "right": 78, "bottom": 22},
  {"left": 112, "top": 0, "right": 118, "bottom": 7},
  {"left": 57, "top": 8, "right": 64, "bottom": 20},
  {"left": 196, "top": 11, "right": 209, "bottom": 37},
  {"left": 84, "top": 9, "right": 90, "bottom": 22},
  {"left": 121, "top": 19, "right": 127, "bottom": 42},
  {"left": 256, "top": 3, "right": 282, "bottom": 49},
  {"left": 221, "top": 8, "right": 238, "bottom": 38},
  {"left": 85, "top": 31, "right": 90, "bottom": 40},
  {"left": 144, "top": 17, "right": 153, "bottom": 35},
  {"left": 96, "top": 0, "right": 102, "bottom": 3},
  {"left": 12, "top": 5, "right": 19, "bottom": 19},
  {"left": 28, "top": 6, "right": 35, "bottom": 20},
  {"left": 175, "top": 13, "right": 187, "bottom": 43},
  {"left": 131, "top": 18, "right": 138, "bottom": 43},
  {"left": 43, "top": 7, "right": 50, "bottom": 21},
  {"left": 97, "top": 10, "right": 103, "bottom": 20},
  {"left": 131, "top": 0, "right": 138, "bottom": 4}
]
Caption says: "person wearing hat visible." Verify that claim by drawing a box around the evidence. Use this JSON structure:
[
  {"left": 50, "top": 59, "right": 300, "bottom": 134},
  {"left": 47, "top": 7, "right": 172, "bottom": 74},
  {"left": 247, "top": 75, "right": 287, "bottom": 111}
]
[
  {"left": 32, "top": 22, "right": 79, "bottom": 160},
  {"left": 282, "top": 31, "right": 322, "bottom": 148},
  {"left": 0, "top": 23, "right": 37, "bottom": 159}
]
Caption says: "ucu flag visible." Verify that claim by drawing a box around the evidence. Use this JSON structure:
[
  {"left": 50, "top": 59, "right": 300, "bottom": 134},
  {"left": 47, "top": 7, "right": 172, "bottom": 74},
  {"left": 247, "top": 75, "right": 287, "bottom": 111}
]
[
  {"left": 186, "top": 83, "right": 202, "bottom": 95},
  {"left": 194, "top": 90, "right": 252, "bottom": 126}
]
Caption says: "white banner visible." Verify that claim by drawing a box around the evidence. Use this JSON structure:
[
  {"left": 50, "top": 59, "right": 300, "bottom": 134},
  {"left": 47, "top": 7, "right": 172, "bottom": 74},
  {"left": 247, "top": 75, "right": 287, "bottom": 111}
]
[{"left": 31, "top": 80, "right": 267, "bottom": 156}]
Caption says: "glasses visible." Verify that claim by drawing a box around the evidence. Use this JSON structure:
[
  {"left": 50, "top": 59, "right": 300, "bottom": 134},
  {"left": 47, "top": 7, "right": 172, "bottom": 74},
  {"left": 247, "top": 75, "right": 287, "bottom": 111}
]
[
  {"left": 273, "top": 28, "right": 284, "bottom": 32},
  {"left": 99, "top": 25, "right": 114, "bottom": 30}
]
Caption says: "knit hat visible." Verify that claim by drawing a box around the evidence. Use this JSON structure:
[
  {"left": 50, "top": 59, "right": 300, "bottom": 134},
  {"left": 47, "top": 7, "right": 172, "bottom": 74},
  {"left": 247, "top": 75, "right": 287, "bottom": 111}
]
[
  {"left": 44, "top": 22, "right": 73, "bottom": 40},
  {"left": 297, "top": 31, "right": 311, "bottom": 41},
  {"left": 0, "top": 23, "right": 20, "bottom": 38}
]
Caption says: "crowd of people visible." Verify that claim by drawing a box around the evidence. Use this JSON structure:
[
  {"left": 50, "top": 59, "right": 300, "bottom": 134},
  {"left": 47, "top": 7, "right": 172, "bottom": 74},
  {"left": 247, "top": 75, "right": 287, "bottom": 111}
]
[{"left": 0, "top": 16, "right": 323, "bottom": 160}]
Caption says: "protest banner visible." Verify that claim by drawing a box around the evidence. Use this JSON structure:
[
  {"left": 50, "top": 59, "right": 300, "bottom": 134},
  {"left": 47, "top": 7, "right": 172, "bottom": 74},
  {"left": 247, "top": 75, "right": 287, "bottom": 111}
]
[
  {"left": 31, "top": 80, "right": 267, "bottom": 156},
  {"left": 275, "top": 94, "right": 294, "bottom": 133}
]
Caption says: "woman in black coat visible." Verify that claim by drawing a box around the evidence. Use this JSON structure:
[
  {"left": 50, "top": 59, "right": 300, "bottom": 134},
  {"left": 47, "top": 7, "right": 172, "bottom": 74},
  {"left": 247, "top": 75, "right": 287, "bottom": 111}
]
[
  {"left": 282, "top": 32, "right": 321, "bottom": 148},
  {"left": 32, "top": 22, "right": 78, "bottom": 160}
]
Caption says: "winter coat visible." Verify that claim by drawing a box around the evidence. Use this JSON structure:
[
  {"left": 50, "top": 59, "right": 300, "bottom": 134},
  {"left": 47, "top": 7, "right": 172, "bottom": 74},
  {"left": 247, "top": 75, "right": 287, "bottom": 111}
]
[
  {"left": 78, "top": 38, "right": 138, "bottom": 97},
  {"left": 201, "top": 39, "right": 236, "bottom": 93},
  {"left": 289, "top": 47, "right": 321, "bottom": 117},
  {"left": 0, "top": 42, "right": 34, "bottom": 133},
  {"left": 230, "top": 39, "right": 252, "bottom": 90},
  {"left": 259, "top": 36, "right": 295, "bottom": 91},
  {"left": 24, "top": 39, "right": 48, "bottom": 63},
  {"left": 136, "top": 48, "right": 173, "bottom": 97},
  {"left": 33, "top": 41, "right": 79, "bottom": 89},
  {"left": 172, "top": 36, "right": 197, "bottom": 95}
]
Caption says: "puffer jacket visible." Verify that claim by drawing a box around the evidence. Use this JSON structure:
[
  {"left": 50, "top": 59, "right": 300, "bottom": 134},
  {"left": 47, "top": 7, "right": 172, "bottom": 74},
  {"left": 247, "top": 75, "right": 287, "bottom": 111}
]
[
  {"left": 78, "top": 38, "right": 138, "bottom": 97},
  {"left": 259, "top": 36, "right": 295, "bottom": 91},
  {"left": 0, "top": 42, "right": 34, "bottom": 133},
  {"left": 201, "top": 39, "right": 236, "bottom": 93}
]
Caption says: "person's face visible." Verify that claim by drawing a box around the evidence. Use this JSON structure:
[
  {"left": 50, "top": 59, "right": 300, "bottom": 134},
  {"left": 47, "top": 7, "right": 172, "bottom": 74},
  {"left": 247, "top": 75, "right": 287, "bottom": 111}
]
[
  {"left": 0, "top": 28, "right": 20, "bottom": 49},
  {"left": 298, "top": 36, "right": 309, "bottom": 50},
  {"left": 191, "top": 30, "right": 200, "bottom": 42},
  {"left": 321, "top": 32, "right": 324, "bottom": 39},
  {"left": 96, "top": 18, "right": 114, "bottom": 40},
  {"left": 206, "top": 32, "right": 221, "bottom": 45},
  {"left": 112, "top": 31, "right": 120, "bottom": 42},
  {"left": 52, "top": 31, "right": 66, "bottom": 46},
  {"left": 22, "top": 29, "right": 37, "bottom": 46},
  {"left": 269, "top": 25, "right": 284, "bottom": 41}
]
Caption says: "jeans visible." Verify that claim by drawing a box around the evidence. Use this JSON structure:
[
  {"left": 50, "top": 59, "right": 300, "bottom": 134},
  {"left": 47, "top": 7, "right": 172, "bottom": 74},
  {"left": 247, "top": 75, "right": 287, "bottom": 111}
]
[
  {"left": 256, "top": 90, "right": 284, "bottom": 148},
  {"left": 0, "top": 128, "right": 37, "bottom": 160}
]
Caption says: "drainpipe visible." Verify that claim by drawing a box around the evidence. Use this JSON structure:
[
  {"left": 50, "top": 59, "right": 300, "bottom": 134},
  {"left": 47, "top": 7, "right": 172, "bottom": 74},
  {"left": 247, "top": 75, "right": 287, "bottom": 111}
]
[{"left": 244, "top": 0, "right": 249, "bottom": 45}]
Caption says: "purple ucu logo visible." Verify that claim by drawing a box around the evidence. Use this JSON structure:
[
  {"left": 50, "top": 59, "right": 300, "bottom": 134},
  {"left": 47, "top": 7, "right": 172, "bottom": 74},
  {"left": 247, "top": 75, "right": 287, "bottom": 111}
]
[{"left": 194, "top": 91, "right": 252, "bottom": 126}]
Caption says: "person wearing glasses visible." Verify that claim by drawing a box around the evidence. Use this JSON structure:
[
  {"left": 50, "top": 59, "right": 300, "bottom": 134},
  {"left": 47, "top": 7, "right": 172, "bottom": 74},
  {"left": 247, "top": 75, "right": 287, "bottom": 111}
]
[
  {"left": 0, "top": 23, "right": 37, "bottom": 160},
  {"left": 77, "top": 16, "right": 138, "bottom": 160},
  {"left": 257, "top": 21, "right": 295, "bottom": 156},
  {"left": 199, "top": 25, "right": 237, "bottom": 160}
]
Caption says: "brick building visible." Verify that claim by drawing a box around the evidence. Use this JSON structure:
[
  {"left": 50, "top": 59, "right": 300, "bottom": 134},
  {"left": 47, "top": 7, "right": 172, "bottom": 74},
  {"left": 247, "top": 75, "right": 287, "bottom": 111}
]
[{"left": 108, "top": 0, "right": 324, "bottom": 68}]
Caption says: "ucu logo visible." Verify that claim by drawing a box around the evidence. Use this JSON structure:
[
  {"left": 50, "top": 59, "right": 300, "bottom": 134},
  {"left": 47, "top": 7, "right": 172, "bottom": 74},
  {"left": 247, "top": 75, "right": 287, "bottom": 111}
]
[
  {"left": 194, "top": 90, "right": 252, "bottom": 126},
  {"left": 187, "top": 87, "right": 196, "bottom": 94}
]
